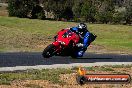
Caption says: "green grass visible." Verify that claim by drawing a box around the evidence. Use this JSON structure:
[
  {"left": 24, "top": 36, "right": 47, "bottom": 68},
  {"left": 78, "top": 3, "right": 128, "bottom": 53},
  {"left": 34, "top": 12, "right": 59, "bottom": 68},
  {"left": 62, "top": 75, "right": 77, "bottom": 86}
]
[
  {"left": 111, "top": 64, "right": 132, "bottom": 68},
  {"left": 0, "top": 16, "right": 132, "bottom": 53},
  {"left": 84, "top": 66, "right": 114, "bottom": 71},
  {"left": 72, "top": 66, "right": 115, "bottom": 72},
  {"left": 90, "top": 24, "right": 132, "bottom": 52},
  {"left": 0, "top": 68, "right": 72, "bottom": 85},
  {"left": 0, "top": 65, "right": 131, "bottom": 85},
  {"left": 81, "top": 64, "right": 132, "bottom": 72}
]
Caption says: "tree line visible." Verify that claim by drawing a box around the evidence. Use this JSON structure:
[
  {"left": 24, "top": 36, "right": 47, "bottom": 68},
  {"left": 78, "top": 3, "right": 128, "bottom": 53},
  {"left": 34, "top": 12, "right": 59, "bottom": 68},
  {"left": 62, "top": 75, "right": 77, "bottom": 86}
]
[{"left": 8, "top": 0, "right": 132, "bottom": 24}]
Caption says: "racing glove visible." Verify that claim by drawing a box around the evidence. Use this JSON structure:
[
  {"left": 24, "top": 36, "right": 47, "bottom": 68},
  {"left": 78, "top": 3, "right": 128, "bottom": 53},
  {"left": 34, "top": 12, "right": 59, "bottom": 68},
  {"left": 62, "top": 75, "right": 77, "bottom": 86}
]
[{"left": 76, "top": 43, "right": 84, "bottom": 47}]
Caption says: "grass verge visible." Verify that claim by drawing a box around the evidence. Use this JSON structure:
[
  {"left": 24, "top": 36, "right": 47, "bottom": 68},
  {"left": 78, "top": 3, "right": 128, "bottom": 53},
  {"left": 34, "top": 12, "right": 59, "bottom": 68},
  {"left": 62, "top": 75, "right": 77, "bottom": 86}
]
[
  {"left": 0, "top": 64, "right": 132, "bottom": 85},
  {"left": 0, "top": 16, "right": 132, "bottom": 53},
  {"left": 0, "top": 68, "right": 72, "bottom": 85}
]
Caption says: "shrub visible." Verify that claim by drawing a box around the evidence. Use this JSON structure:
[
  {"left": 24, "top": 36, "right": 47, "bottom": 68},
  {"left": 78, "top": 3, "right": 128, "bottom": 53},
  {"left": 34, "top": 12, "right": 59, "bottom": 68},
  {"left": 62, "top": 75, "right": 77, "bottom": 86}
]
[
  {"left": 8, "top": 0, "right": 33, "bottom": 18},
  {"left": 113, "top": 11, "right": 125, "bottom": 24},
  {"left": 8, "top": 0, "right": 45, "bottom": 19}
]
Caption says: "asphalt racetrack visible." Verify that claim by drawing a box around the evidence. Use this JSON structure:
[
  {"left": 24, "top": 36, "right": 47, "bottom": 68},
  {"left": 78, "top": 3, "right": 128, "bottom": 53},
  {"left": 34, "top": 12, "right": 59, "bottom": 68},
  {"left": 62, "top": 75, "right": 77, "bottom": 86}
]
[{"left": 0, "top": 52, "right": 132, "bottom": 71}]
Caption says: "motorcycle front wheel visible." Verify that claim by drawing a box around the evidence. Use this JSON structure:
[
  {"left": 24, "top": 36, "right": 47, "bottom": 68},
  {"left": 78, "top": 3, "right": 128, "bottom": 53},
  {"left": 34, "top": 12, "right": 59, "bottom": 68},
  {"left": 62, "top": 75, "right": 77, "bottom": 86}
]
[{"left": 42, "top": 44, "right": 56, "bottom": 58}]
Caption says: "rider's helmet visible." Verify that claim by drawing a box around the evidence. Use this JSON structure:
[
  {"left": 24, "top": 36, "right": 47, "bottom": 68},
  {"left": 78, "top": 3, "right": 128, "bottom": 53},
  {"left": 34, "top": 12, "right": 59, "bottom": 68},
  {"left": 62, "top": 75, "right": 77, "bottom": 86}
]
[
  {"left": 78, "top": 23, "right": 88, "bottom": 33},
  {"left": 78, "top": 23, "right": 87, "bottom": 32}
]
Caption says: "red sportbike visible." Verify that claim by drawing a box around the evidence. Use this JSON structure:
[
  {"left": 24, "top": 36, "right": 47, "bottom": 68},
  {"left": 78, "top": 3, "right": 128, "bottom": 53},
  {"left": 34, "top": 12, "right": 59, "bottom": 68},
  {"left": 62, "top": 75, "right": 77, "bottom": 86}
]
[
  {"left": 42, "top": 29, "right": 80, "bottom": 58},
  {"left": 42, "top": 28, "right": 97, "bottom": 58}
]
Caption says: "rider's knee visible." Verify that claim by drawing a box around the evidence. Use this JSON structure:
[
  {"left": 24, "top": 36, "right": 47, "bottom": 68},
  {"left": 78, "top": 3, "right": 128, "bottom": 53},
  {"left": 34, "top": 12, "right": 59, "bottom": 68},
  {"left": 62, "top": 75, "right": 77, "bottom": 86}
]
[{"left": 77, "top": 51, "right": 84, "bottom": 57}]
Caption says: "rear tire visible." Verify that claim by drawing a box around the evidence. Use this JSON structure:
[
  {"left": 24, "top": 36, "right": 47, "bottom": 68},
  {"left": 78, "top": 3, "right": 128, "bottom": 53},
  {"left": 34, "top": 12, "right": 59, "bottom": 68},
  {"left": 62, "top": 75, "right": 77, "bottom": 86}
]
[
  {"left": 71, "top": 54, "right": 77, "bottom": 58},
  {"left": 42, "top": 44, "right": 55, "bottom": 58}
]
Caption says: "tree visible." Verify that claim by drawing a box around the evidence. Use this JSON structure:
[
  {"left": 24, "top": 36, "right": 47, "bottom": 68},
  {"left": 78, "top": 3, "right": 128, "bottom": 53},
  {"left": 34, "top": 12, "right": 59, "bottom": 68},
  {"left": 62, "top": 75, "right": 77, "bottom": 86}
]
[
  {"left": 96, "top": 0, "right": 115, "bottom": 23},
  {"left": 31, "top": 5, "right": 45, "bottom": 19},
  {"left": 113, "top": 11, "right": 125, "bottom": 24},
  {"left": 43, "top": 0, "right": 73, "bottom": 20},
  {"left": 81, "top": 0, "right": 97, "bottom": 22},
  {"left": 8, "top": 0, "right": 33, "bottom": 17},
  {"left": 97, "top": 11, "right": 113, "bottom": 24},
  {"left": 61, "top": 0, "right": 74, "bottom": 20},
  {"left": 72, "top": 0, "right": 82, "bottom": 18},
  {"left": 124, "top": 0, "right": 132, "bottom": 24},
  {"left": 8, "top": 0, "right": 45, "bottom": 19}
]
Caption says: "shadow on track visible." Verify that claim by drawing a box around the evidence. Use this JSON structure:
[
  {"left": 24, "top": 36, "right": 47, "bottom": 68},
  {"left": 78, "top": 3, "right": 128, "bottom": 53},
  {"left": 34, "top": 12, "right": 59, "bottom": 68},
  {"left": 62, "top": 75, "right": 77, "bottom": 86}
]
[{"left": 0, "top": 52, "right": 132, "bottom": 67}]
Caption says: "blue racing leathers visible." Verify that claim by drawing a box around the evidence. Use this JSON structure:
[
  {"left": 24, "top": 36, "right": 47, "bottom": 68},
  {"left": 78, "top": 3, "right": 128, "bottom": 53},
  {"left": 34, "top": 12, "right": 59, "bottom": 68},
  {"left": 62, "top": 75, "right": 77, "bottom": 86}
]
[{"left": 70, "top": 27, "right": 91, "bottom": 57}]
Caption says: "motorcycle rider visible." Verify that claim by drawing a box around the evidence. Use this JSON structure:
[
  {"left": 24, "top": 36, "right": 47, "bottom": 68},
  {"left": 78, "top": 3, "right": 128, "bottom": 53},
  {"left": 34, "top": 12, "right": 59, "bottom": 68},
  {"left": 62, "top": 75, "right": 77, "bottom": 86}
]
[{"left": 70, "top": 23, "right": 94, "bottom": 57}]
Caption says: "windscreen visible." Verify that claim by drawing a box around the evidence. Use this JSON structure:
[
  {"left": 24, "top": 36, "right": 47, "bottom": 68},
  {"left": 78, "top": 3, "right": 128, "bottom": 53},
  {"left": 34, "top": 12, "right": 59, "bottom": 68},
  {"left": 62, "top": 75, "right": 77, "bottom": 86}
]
[{"left": 62, "top": 30, "right": 73, "bottom": 38}]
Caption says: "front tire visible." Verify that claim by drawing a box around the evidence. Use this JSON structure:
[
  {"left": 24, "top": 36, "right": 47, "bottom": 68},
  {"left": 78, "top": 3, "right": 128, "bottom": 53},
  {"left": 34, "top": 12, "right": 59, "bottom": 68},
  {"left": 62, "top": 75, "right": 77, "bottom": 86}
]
[{"left": 42, "top": 44, "right": 55, "bottom": 58}]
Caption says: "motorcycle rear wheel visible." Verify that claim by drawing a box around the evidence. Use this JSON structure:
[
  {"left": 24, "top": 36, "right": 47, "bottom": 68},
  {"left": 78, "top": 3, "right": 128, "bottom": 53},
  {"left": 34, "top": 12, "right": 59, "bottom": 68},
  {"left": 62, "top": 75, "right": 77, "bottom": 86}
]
[
  {"left": 42, "top": 44, "right": 55, "bottom": 58},
  {"left": 71, "top": 54, "right": 77, "bottom": 58}
]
